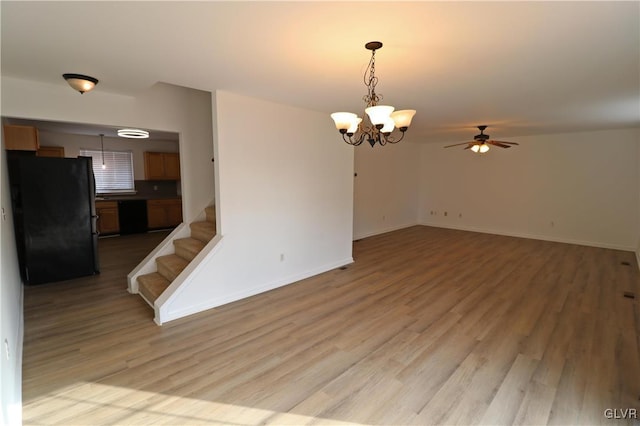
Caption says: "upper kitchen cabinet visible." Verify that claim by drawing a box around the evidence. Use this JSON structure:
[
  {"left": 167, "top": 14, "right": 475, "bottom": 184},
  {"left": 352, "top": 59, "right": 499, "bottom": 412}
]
[
  {"left": 36, "top": 146, "right": 65, "bottom": 158},
  {"left": 144, "top": 151, "right": 180, "bottom": 180},
  {"left": 3, "top": 124, "right": 40, "bottom": 151}
]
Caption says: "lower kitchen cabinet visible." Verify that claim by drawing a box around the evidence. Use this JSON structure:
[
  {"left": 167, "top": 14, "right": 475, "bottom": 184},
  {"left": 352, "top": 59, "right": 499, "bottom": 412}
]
[
  {"left": 147, "top": 198, "right": 182, "bottom": 229},
  {"left": 96, "top": 201, "right": 120, "bottom": 235}
]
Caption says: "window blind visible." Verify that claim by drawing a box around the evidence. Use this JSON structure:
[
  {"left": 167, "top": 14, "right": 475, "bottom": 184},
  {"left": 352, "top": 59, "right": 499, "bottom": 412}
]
[{"left": 79, "top": 149, "right": 135, "bottom": 193}]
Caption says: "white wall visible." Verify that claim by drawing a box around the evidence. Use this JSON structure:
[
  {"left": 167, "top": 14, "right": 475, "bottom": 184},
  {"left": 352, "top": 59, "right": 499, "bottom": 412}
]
[
  {"left": 0, "top": 76, "right": 215, "bottom": 424},
  {"left": 133, "top": 82, "right": 214, "bottom": 215},
  {"left": 419, "top": 127, "right": 640, "bottom": 250},
  {"left": 0, "top": 136, "right": 23, "bottom": 426},
  {"left": 38, "top": 131, "right": 179, "bottom": 182},
  {"left": 353, "top": 141, "right": 421, "bottom": 240},
  {"left": 160, "top": 91, "right": 354, "bottom": 321},
  {"left": 637, "top": 138, "right": 640, "bottom": 268}
]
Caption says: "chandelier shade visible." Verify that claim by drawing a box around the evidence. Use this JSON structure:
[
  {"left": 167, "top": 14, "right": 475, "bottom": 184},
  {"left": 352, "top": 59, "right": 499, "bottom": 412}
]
[
  {"left": 330, "top": 41, "right": 416, "bottom": 147},
  {"left": 330, "top": 112, "right": 358, "bottom": 132},
  {"left": 347, "top": 117, "right": 363, "bottom": 134},
  {"left": 381, "top": 118, "right": 395, "bottom": 134},
  {"left": 390, "top": 110, "right": 417, "bottom": 129},
  {"left": 365, "top": 105, "right": 395, "bottom": 126}
]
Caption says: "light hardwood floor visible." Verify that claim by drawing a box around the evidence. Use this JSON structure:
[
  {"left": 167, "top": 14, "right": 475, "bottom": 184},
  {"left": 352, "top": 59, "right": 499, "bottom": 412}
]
[{"left": 22, "top": 226, "right": 640, "bottom": 425}]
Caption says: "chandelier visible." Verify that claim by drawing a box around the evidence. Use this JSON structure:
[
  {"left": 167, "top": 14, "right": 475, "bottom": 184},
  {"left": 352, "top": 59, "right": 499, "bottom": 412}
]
[{"left": 331, "top": 41, "right": 416, "bottom": 147}]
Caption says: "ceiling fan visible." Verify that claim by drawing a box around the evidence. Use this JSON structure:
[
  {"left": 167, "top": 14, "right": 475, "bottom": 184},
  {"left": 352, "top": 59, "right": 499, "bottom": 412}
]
[{"left": 444, "top": 125, "right": 519, "bottom": 153}]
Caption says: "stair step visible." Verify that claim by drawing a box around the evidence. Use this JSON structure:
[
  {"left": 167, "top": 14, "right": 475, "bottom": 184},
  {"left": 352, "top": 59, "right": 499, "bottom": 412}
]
[
  {"left": 173, "top": 237, "right": 206, "bottom": 262},
  {"left": 156, "top": 254, "right": 189, "bottom": 282},
  {"left": 138, "top": 272, "right": 170, "bottom": 304},
  {"left": 190, "top": 221, "right": 216, "bottom": 243},
  {"left": 205, "top": 205, "right": 216, "bottom": 223}
]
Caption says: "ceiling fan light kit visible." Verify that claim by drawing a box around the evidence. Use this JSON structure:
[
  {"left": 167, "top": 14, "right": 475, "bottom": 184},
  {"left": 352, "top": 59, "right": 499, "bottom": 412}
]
[
  {"left": 470, "top": 143, "right": 489, "bottom": 153},
  {"left": 444, "top": 125, "right": 519, "bottom": 154},
  {"left": 331, "top": 41, "right": 416, "bottom": 147}
]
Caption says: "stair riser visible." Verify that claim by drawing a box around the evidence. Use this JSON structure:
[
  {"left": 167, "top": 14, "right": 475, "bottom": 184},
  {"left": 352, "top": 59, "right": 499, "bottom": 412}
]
[
  {"left": 175, "top": 246, "right": 198, "bottom": 262},
  {"left": 139, "top": 286, "right": 156, "bottom": 304},
  {"left": 191, "top": 229, "right": 215, "bottom": 243},
  {"left": 205, "top": 207, "right": 215, "bottom": 223},
  {"left": 136, "top": 272, "right": 170, "bottom": 304},
  {"left": 157, "top": 262, "right": 181, "bottom": 282}
]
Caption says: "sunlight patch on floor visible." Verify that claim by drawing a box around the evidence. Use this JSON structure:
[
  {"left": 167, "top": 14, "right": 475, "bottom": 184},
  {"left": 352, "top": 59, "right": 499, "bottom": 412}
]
[{"left": 23, "top": 382, "right": 367, "bottom": 425}]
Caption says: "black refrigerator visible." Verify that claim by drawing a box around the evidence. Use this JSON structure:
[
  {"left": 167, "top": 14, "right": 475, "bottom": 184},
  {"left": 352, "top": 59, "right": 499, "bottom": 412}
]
[{"left": 9, "top": 155, "right": 100, "bottom": 285}]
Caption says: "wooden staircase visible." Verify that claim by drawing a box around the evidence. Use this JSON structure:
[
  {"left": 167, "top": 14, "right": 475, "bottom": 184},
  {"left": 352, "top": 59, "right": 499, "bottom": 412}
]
[{"left": 137, "top": 206, "right": 216, "bottom": 306}]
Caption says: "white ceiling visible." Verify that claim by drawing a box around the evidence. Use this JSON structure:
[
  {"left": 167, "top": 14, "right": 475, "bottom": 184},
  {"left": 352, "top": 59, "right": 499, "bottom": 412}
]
[{"left": 2, "top": 1, "right": 639, "bottom": 143}]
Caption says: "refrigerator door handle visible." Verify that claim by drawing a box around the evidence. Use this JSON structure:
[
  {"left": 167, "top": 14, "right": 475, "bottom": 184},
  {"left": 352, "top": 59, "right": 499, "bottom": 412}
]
[{"left": 91, "top": 214, "right": 98, "bottom": 234}]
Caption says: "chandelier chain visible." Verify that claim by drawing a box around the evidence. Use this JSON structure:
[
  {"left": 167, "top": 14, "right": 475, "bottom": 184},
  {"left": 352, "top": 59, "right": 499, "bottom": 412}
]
[{"left": 363, "top": 49, "right": 382, "bottom": 107}]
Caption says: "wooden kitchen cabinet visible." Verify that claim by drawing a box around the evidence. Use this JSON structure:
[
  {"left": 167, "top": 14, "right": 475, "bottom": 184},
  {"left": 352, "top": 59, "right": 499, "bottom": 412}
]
[
  {"left": 36, "top": 146, "right": 65, "bottom": 158},
  {"left": 3, "top": 124, "right": 40, "bottom": 151},
  {"left": 147, "top": 198, "right": 182, "bottom": 229},
  {"left": 95, "top": 201, "right": 120, "bottom": 235},
  {"left": 144, "top": 152, "right": 180, "bottom": 180}
]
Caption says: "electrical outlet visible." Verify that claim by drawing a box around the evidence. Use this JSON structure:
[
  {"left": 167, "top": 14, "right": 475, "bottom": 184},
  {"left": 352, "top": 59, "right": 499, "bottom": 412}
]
[
  {"left": 444, "top": 211, "right": 448, "bottom": 217},
  {"left": 459, "top": 213, "right": 462, "bottom": 218},
  {"left": 4, "top": 339, "right": 9, "bottom": 360},
  {"left": 280, "top": 253, "right": 285, "bottom": 262}
]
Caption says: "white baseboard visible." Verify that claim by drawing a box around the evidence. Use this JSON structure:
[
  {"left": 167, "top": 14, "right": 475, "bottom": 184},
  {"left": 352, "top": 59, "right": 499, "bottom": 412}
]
[
  {"left": 419, "top": 221, "right": 635, "bottom": 252},
  {"left": 353, "top": 222, "right": 419, "bottom": 241}
]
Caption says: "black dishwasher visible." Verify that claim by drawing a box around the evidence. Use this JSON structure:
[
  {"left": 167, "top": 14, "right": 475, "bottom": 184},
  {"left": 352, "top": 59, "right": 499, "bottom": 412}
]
[{"left": 118, "top": 200, "right": 148, "bottom": 235}]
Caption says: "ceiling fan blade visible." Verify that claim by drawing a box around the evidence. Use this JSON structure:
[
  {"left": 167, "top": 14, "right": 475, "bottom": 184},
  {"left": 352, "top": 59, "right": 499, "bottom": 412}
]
[
  {"left": 491, "top": 140, "right": 519, "bottom": 145},
  {"left": 463, "top": 144, "right": 473, "bottom": 150},
  {"left": 444, "top": 141, "right": 475, "bottom": 148},
  {"left": 488, "top": 141, "right": 512, "bottom": 148}
]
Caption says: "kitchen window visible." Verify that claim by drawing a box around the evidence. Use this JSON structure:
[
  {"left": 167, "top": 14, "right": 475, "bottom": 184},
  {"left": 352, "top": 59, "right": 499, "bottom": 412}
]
[{"left": 79, "top": 149, "right": 135, "bottom": 194}]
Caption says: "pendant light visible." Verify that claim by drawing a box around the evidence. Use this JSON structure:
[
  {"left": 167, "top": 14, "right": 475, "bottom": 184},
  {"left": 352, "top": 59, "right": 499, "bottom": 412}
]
[{"left": 99, "top": 134, "right": 106, "bottom": 169}]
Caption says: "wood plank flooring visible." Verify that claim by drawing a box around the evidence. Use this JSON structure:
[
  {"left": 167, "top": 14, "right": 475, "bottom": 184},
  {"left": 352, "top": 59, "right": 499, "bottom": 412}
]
[{"left": 21, "top": 226, "right": 640, "bottom": 425}]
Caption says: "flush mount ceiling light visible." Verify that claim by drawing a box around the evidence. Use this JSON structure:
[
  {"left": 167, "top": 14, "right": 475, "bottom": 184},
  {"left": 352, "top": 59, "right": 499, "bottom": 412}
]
[
  {"left": 117, "top": 128, "right": 149, "bottom": 139},
  {"left": 331, "top": 41, "right": 416, "bottom": 147},
  {"left": 62, "top": 73, "right": 99, "bottom": 94}
]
